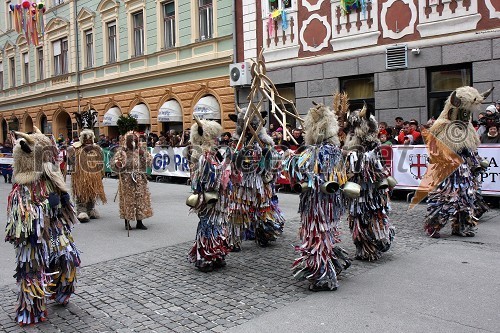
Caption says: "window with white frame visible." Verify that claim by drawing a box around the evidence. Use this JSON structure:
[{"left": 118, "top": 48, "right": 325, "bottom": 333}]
[
  {"left": 53, "top": 0, "right": 64, "bottom": 6},
  {"left": 85, "top": 29, "right": 94, "bottom": 68},
  {"left": 162, "top": 1, "right": 176, "bottom": 49},
  {"left": 107, "top": 21, "right": 117, "bottom": 63},
  {"left": 268, "top": 0, "right": 293, "bottom": 11},
  {"left": 133, "top": 11, "right": 144, "bottom": 56},
  {"left": 53, "top": 37, "right": 68, "bottom": 75},
  {"left": 23, "top": 52, "right": 29, "bottom": 84},
  {"left": 0, "top": 62, "right": 3, "bottom": 90},
  {"left": 6, "top": 1, "right": 13, "bottom": 30},
  {"left": 9, "top": 57, "right": 15, "bottom": 87},
  {"left": 198, "top": 0, "right": 213, "bottom": 41},
  {"left": 37, "top": 47, "right": 44, "bottom": 80}
]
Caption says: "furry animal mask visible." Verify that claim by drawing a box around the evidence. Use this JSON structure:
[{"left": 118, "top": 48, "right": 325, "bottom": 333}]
[
  {"left": 79, "top": 129, "right": 95, "bottom": 144},
  {"left": 228, "top": 107, "right": 274, "bottom": 146},
  {"left": 190, "top": 117, "right": 222, "bottom": 162},
  {"left": 303, "top": 102, "right": 340, "bottom": 146},
  {"left": 430, "top": 86, "right": 494, "bottom": 152},
  {"left": 343, "top": 104, "right": 380, "bottom": 150},
  {"left": 120, "top": 131, "right": 140, "bottom": 150},
  {"left": 13, "top": 126, "right": 67, "bottom": 191}
]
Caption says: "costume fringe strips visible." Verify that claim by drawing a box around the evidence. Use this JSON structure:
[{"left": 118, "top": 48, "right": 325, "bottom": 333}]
[
  {"left": 424, "top": 150, "right": 488, "bottom": 237},
  {"left": 346, "top": 147, "right": 395, "bottom": 261},
  {"left": 5, "top": 178, "right": 81, "bottom": 326},
  {"left": 288, "top": 144, "right": 351, "bottom": 291},
  {"left": 114, "top": 145, "right": 153, "bottom": 221},
  {"left": 71, "top": 147, "right": 107, "bottom": 204},
  {"left": 188, "top": 151, "right": 230, "bottom": 271},
  {"left": 227, "top": 143, "right": 285, "bottom": 248}
]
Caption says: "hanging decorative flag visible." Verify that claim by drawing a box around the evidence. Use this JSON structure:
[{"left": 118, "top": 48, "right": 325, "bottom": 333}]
[{"left": 11, "top": 1, "right": 46, "bottom": 46}]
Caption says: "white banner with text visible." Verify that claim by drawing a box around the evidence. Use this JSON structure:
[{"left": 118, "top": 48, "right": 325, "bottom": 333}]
[{"left": 390, "top": 144, "right": 500, "bottom": 196}]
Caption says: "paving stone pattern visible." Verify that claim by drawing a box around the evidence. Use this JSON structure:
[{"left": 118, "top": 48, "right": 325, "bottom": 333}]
[{"left": 1, "top": 200, "right": 498, "bottom": 333}]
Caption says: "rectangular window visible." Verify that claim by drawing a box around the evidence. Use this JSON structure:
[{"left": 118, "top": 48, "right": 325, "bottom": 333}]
[
  {"left": 53, "top": 0, "right": 64, "bottom": 5},
  {"left": 133, "top": 11, "right": 144, "bottom": 56},
  {"left": 340, "top": 75, "right": 375, "bottom": 113},
  {"left": 37, "top": 48, "right": 44, "bottom": 80},
  {"left": 85, "top": 29, "right": 94, "bottom": 68},
  {"left": 61, "top": 38, "right": 68, "bottom": 74},
  {"left": 23, "top": 52, "right": 29, "bottom": 84},
  {"left": 198, "top": 0, "right": 213, "bottom": 41},
  {"left": 7, "top": 1, "right": 13, "bottom": 30},
  {"left": 9, "top": 57, "right": 15, "bottom": 87},
  {"left": 162, "top": 1, "right": 176, "bottom": 49},
  {"left": 107, "top": 21, "right": 117, "bottom": 63},
  {"left": 427, "top": 64, "right": 472, "bottom": 119},
  {"left": 0, "top": 62, "right": 3, "bottom": 90},
  {"left": 53, "top": 40, "right": 61, "bottom": 75},
  {"left": 53, "top": 38, "right": 68, "bottom": 76},
  {"left": 269, "top": 0, "right": 293, "bottom": 11}
]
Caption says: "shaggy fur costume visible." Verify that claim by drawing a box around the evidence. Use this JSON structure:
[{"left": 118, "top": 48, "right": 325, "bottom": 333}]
[
  {"left": 71, "top": 129, "right": 107, "bottom": 222},
  {"left": 227, "top": 107, "right": 284, "bottom": 248},
  {"left": 5, "top": 127, "right": 81, "bottom": 325},
  {"left": 424, "top": 86, "right": 493, "bottom": 238},
  {"left": 344, "top": 106, "right": 395, "bottom": 261},
  {"left": 187, "top": 119, "right": 230, "bottom": 271},
  {"left": 290, "top": 103, "right": 351, "bottom": 291},
  {"left": 114, "top": 131, "right": 153, "bottom": 222}
]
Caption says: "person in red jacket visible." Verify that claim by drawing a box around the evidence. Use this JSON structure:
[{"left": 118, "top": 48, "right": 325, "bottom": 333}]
[{"left": 397, "top": 121, "right": 422, "bottom": 144}]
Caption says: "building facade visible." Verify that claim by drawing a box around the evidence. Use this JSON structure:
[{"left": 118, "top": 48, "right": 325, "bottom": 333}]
[
  {"left": 234, "top": 0, "right": 500, "bottom": 129},
  {"left": 0, "top": 0, "right": 235, "bottom": 142}
]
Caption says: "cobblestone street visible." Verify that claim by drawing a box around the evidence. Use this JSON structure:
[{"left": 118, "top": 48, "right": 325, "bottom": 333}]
[{"left": 1, "top": 194, "right": 498, "bottom": 333}]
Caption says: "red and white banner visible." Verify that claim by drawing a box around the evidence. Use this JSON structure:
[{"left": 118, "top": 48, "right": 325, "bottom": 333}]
[{"left": 390, "top": 144, "right": 500, "bottom": 196}]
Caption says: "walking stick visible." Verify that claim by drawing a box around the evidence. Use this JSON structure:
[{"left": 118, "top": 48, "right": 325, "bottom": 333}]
[{"left": 118, "top": 172, "right": 129, "bottom": 237}]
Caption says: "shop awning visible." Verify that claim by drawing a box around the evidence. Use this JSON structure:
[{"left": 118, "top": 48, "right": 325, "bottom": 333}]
[
  {"left": 102, "top": 107, "right": 121, "bottom": 126},
  {"left": 130, "top": 103, "right": 150, "bottom": 125},
  {"left": 158, "top": 100, "right": 183, "bottom": 122},
  {"left": 193, "top": 95, "right": 221, "bottom": 120}
]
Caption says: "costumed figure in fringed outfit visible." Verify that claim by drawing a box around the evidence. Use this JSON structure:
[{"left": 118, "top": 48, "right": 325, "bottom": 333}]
[
  {"left": 344, "top": 105, "right": 395, "bottom": 261},
  {"left": 113, "top": 131, "right": 153, "bottom": 230},
  {"left": 289, "top": 103, "right": 351, "bottom": 291},
  {"left": 69, "top": 111, "right": 107, "bottom": 223},
  {"left": 5, "top": 127, "right": 81, "bottom": 325},
  {"left": 187, "top": 117, "right": 230, "bottom": 272},
  {"left": 423, "top": 86, "right": 493, "bottom": 238},
  {"left": 227, "top": 107, "right": 285, "bottom": 248}
]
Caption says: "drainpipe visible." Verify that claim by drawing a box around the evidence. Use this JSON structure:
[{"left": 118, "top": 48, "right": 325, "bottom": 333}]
[
  {"left": 74, "top": 0, "right": 81, "bottom": 115},
  {"left": 232, "top": 0, "right": 238, "bottom": 108}
]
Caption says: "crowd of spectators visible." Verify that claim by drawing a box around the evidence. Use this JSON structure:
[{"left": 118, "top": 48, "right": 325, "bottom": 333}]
[{"left": 376, "top": 99, "right": 500, "bottom": 145}]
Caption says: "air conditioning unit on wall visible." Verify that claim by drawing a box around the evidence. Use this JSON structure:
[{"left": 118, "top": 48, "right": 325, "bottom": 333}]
[{"left": 229, "top": 62, "right": 252, "bottom": 87}]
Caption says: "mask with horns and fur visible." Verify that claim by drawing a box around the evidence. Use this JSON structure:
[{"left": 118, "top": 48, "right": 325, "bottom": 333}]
[
  {"left": 13, "top": 126, "right": 68, "bottom": 192},
  {"left": 228, "top": 107, "right": 274, "bottom": 146}
]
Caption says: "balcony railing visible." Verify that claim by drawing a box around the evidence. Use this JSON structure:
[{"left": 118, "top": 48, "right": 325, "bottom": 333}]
[
  {"left": 417, "top": 0, "right": 480, "bottom": 37},
  {"left": 262, "top": 9, "right": 299, "bottom": 62},
  {"left": 330, "top": 0, "right": 380, "bottom": 51}
]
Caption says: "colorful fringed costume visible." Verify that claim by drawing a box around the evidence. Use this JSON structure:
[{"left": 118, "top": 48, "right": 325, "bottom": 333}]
[
  {"left": 5, "top": 127, "right": 81, "bottom": 326},
  {"left": 113, "top": 131, "right": 153, "bottom": 230},
  {"left": 423, "top": 86, "right": 493, "bottom": 238},
  {"left": 70, "top": 127, "right": 107, "bottom": 223},
  {"left": 289, "top": 103, "right": 351, "bottom": 291},
  {"left": 187, "top": 118, "right": 229, "bottom": 271},
  {"left": 228, "top": 108, "right": 284, "bottom": 248},
  {"left": 344, "top": 106, "right": 395, "bottom": 261}
]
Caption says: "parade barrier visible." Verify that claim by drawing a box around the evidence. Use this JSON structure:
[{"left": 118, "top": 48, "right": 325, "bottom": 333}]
[
  {"left": 389, "top": 144, "right": 500, "bottom": 196},
  {"left": 99, "top": 144, "right": 499, "bottom": 196},
  {"left": 102, "top": 147, "right": 153, "bottom": 176},
  {"left": 151, "top": 146, "right": 190, "bottom": 177},
  {"left": 0, "top": 153, "right": 13, "bottom": 164}
]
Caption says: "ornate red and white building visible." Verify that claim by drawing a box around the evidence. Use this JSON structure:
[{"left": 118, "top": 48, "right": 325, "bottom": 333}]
[{"left": 234, "top": 0, "right": 500, "bottom": 126}]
